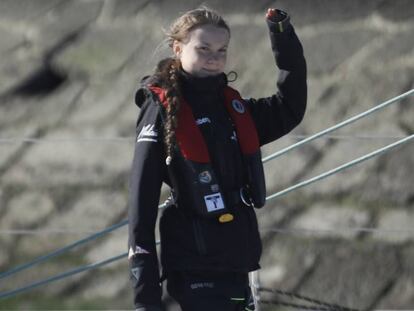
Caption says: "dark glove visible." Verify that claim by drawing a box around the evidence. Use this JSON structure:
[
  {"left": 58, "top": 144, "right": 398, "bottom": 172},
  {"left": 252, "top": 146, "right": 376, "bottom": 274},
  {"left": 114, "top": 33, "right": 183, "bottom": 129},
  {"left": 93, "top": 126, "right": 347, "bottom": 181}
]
[{"left": 266, "top": 8, "right": 291, "bottom": 33}]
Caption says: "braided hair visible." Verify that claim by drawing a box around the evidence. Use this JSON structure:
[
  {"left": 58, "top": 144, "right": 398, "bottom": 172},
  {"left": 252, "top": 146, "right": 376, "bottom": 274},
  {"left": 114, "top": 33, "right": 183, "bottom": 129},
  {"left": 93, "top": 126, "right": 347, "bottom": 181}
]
[{"left": 153, "top": 7, "right": 230, "bottom": 165}]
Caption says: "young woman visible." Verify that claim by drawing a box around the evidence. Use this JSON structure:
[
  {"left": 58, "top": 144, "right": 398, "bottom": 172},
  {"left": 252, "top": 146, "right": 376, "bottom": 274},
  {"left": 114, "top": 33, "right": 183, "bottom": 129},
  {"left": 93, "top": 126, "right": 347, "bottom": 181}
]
[{"left": 128, "top": 7, "right": 307, "bottom": 311}]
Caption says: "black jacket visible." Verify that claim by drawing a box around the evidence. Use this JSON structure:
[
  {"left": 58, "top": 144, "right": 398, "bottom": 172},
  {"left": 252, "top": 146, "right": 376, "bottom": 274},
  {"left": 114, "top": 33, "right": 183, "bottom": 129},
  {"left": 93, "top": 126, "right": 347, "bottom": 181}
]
[{"left": 128, "top": 20, "right": 307, "bottom": 310}]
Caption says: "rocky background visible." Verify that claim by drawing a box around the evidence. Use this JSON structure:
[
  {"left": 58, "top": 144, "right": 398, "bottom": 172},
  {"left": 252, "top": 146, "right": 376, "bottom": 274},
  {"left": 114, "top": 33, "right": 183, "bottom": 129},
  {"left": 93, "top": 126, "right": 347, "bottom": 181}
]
[{"left": 0, "top": 0, "right": 413, "bottom": 310}]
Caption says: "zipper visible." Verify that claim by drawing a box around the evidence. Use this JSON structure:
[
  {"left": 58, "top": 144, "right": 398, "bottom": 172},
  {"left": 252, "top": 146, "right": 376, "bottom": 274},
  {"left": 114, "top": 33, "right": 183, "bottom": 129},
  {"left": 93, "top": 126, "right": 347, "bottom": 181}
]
[{"left": 192, "top": 218, "right": 207, "bottom": 255}]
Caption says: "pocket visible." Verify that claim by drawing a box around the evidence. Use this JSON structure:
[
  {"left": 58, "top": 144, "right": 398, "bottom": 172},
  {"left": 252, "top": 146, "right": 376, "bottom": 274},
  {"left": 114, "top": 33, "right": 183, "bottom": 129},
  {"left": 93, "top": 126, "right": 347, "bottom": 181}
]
[
  {"left": 160, "top": 207, "right": 199, "bottom": 263},
  {"left": 198, "top": 217, "right": 238, "bottom": 256},
  {"left": 194, "top": 212, "right": 251, "bottom": 267}
]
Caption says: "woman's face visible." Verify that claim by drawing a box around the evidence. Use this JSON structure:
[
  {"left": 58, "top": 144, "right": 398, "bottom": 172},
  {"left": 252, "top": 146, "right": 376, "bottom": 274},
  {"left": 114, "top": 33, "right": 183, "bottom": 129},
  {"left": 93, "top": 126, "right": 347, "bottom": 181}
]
[{"left": 174, "top": 24, "right": 230, "bottom": 77}]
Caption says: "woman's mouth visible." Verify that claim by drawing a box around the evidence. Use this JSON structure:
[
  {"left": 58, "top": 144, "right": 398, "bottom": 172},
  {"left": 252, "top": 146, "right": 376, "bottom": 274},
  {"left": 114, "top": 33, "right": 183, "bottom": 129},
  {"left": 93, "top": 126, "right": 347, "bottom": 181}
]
[{"left": 202, "top": 68, "right": 219, "bottom": 74}]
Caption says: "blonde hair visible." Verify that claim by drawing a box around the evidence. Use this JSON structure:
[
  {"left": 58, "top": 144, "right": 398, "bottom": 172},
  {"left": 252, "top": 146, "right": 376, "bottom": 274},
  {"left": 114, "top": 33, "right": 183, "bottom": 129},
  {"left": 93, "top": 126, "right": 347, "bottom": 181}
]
[
  {"left": 157, "top": 7, "right": 230, "bottom": 164},
  {"left": 165, "top": 6, "right": 230, "bottom": 47}
]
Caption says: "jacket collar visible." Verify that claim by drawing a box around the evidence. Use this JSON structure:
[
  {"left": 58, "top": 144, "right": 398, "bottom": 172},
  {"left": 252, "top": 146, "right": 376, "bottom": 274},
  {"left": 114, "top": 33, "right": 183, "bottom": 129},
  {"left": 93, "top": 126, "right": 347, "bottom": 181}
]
[{"left": 179, "top": 68, "right": 227, "bottom": 93}]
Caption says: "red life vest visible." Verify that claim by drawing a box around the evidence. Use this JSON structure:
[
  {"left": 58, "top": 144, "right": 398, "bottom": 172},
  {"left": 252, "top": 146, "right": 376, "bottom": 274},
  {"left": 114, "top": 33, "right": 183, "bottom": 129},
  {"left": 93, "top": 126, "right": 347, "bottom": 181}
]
[{"left": 149, "top": 85, "right": 266, "bottom": 219}]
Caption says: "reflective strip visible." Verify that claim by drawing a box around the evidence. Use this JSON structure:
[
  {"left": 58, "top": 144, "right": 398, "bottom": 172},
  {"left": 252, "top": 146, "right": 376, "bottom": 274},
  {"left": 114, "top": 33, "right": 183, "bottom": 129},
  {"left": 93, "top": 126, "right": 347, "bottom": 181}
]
[
  {"left": 137, "top": 138, "right": 157, "bottom": 143},
  {"left": 230, "top": 297, "right": 245, "bottom": 301}
]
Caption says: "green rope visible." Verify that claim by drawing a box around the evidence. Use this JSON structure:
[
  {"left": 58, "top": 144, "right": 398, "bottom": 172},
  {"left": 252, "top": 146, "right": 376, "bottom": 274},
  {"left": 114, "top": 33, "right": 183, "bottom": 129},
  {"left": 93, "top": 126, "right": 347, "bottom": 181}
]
[
  {"left": 266, "top": 134, "right": 414, "bottom": 201},
  {"left": 0, "top": 253, "right": 127, "bottom": 299},
  {"left": 262, "top": 89, "right": 413, "bottom": 163},
  {"left": 0, "top": 220, "right": 127, "bottom": 280},
  {"left": 0, "top": 240, "right": 161, "bottom": 300},
  {"left": 0, "top": 204, "right": 165, "bottom": 280}
]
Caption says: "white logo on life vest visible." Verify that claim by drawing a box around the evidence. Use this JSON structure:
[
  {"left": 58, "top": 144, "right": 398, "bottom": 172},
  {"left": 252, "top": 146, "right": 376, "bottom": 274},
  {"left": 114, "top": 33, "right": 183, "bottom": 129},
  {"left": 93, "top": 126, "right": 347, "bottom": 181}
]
[
  {"left": 196, "top": 117, "right": 211, "bottom": 125},
  {"left": 199, "top": 171, "right": 212, "bottom": 184},
  {"left": 232, "top": 99, "right": 245, "bottom": 114},
  {"left": 137, "top": 124, "right": 158, "bottom": 143},
  {"left": 129, "top": 246, "right": 150, "bottom": 259},
  {"left": 204, "top": 193, "right": 225, "bottom": 213}
]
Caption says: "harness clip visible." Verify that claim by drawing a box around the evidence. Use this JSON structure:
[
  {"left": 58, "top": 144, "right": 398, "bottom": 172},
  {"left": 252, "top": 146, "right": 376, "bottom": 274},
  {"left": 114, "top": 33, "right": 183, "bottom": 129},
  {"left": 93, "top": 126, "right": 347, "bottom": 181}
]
[{"left": 240, "top": 187, "right": 254, "bottom": 207}]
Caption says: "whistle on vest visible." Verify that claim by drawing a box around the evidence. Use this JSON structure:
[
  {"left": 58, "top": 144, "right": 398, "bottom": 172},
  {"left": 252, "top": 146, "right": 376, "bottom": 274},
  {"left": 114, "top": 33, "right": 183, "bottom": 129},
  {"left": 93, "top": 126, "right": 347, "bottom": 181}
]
[{"left": 218, "top": 213, "right": 234, "bottom": 223}]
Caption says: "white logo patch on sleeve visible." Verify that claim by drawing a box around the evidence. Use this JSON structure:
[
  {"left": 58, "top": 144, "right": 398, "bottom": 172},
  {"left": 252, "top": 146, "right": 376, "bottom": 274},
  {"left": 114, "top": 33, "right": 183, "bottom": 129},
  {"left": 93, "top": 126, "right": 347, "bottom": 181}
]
[
  {"left": 129, "top": 246, "right": 150, "bottom": 259},
  {"left": 196, "top": 117, "right": 211, "bottom": 125},
  {"left": 204, "top": 193, "right": 225, "bottom": 213},
  {"left": 137, "top": 124, "right": 158, "bottom": 143}
]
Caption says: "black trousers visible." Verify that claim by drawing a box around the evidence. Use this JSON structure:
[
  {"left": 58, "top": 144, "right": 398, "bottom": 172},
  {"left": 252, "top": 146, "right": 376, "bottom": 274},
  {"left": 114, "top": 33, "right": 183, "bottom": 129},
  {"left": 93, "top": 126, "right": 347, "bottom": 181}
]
[{"left": 166, "top": 271, "right": 255, "bottom": 311}]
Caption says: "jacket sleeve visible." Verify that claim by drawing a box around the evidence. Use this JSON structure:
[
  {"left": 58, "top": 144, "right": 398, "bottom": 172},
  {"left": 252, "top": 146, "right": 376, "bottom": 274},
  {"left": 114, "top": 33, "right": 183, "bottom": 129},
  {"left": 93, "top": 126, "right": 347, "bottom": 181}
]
[
  {"left": 246, "top": 18, "right": 307, "bottom": 146},
  {"left": 128, "top": 87, "right": 166, "bottom": 310}
]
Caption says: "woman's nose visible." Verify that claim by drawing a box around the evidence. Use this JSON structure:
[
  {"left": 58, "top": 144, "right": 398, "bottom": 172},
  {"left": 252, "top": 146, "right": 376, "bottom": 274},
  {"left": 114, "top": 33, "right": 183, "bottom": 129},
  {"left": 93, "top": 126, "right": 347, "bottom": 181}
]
[{"left": 207, "top": 52, "right": 221, "bottom": 63}]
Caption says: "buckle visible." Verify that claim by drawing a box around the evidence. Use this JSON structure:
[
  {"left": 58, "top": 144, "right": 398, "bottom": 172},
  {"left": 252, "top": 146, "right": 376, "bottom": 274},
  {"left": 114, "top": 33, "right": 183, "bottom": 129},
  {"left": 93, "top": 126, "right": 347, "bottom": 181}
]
[{"left": 240, "top": 187, "right": 254, "bottom": 207}]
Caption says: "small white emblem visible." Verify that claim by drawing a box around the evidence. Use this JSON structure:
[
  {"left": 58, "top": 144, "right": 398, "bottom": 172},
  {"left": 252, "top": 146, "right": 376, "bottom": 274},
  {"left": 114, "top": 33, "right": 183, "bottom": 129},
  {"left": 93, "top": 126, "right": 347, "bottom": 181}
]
[
  {"left": 232, "top": 99, "right": 245, "bottom": 114},
  {"left": 128, "top": 245, "right": 150, "bottom": 259},
  {"left": 199, "top": 171, "right": 212, "bottom": 184},
  {"left": 137, "top": 124, "right": 158, "bottom": 143},
  {"left": 196, "top": 117, "right": 211, "bottom": 125},
  {"left": 204, "top": 193, "right": 225, "bottom": 213}
]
